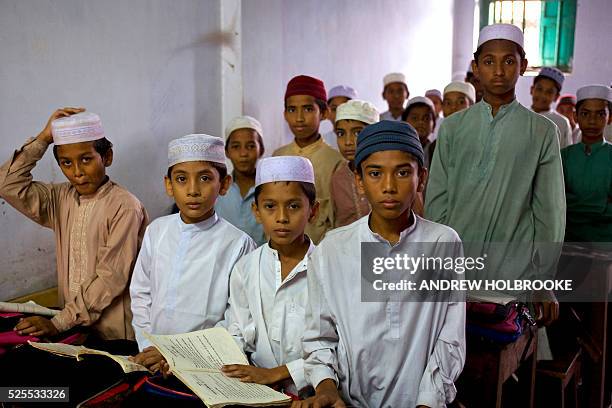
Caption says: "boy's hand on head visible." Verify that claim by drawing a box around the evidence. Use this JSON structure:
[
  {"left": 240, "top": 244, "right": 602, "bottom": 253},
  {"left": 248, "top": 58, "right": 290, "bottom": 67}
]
[
  {"left": 14, "top": 316, "right": 58, "bottom": 337},
  {"left": 291, "top": 379, "right": 345, "bottom": 408},
  {"left": 221, "top": 364, "right": 287, "bottom": 385},
  {"left": 130, "top": 346, "right": 165, "bottom": 372},
  {"left": 37, "top": 107, "right": 86, "bottom": 144}
]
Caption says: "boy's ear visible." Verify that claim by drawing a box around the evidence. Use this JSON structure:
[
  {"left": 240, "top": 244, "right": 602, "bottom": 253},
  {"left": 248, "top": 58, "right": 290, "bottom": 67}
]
[
  {"left": 219, "top": 174, "right": 232, "bottom": 196},
  {"left": 529, "top": 85, "right": 535, "bottom": 96},
  {"left": 355, "top": 169, "right": 366, "bottom": 196},
  {"left": 103, "top": 148, "right": 114, "bottom": 167},
  {"left": 470, "top": 60, "right": 478, "bottom": 79},
  {"left": 381, "top": 91, "right": 387, "bottom": 101},
  {"left": 164, "top": 176, "right": 174, "bottom": 198},
  {"left": 417, "top": 167, "right": 429, "bottom": 193},
  {"left": 519, "top": 58, "right": 528, "bottom": 76},
  {"left": 308, "top": 200, "right": 320, "bottom": 224},
  {"left": 251, "top": 200, "right": 263, "bottom": 224}
]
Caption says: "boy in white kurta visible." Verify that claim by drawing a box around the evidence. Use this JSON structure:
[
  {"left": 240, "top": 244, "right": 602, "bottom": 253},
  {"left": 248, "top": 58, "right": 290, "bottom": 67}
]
[
  {"left": 296, "top": 120, "right": 465, "bottom": 408},
  {"left": 222, "top": 156, "right": 319, "bottom": 397},
  {"left": 129, "top": 134, "right": 256, "bottom": 372}
]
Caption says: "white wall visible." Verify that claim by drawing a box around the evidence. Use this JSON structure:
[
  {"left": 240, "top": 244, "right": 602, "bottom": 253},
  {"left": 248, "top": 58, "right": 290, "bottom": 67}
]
[
  {"left": 0, "top": 0, "right": 223, "bottom": 299},
  {"left": 242, "top": 0, "right": 455, "bottom": 152}
]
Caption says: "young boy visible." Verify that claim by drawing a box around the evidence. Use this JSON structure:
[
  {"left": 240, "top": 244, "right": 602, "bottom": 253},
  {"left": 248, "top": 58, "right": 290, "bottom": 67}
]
[
  {"left": 380, "top": 72, "right": 409, "bottom": 121},
  {"left": 561, "top": 84, "right": 612, "bottom": 242},
  {"left": 330, "top": 100, "right": 378, "bottom": 227},
  {"left": 130, "top": 134, "right": 256, "bottom": 371},
  {"left": 322, "top": 85, "right": 358, "bottom": 149},
  {"left": 442, "top": 81, "right": 476, "bottom": 118},
  {"left": 0, "top": 108, "right": 148, "bottom": 341},
  {"left": 425, "top": 89, "right": 444, "bottom": 142},
  {"left": 296, "top": 120, "right": 465, "bottom": 408},
  {"left": 402, "top": 96, "right": 437, "bottom": 169},
  {"left": 273, "top": 75, "right": 344, "bottom": 244},
  {"left": 216, "top": 115, "right": 267, "bottom": 245},
  {"left": 530, "top": 66, "right": 573, "bottom": 148},
  {"left": 426, "top": 24, "right": 564, "bottom": 325},
  {"left": 222, "top": 156, "right": 318, "bottom": 397},
  {"left": 465, "top": 66, "right": 484, "bottom": 102},
  {"left": 556, "top": 94, "right": 581, "bottom": 144}
]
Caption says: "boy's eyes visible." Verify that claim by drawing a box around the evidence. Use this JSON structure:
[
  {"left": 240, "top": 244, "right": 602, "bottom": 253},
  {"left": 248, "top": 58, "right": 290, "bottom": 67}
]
[
  {"left": 336, "top": 130, "right": 345, "bottom": 137},
  {"left": 505, "top": 58, "right": 515, "bottom": 64},
  {"left": 368, "top": 170, "right": 381, "bottom": 177},
  {"left": 60, "top": 160, "right": 71, "bottom": 166},
  {"left": 200, "top": 175, "right": 210, "bottom": 182},
  {"left": 175, "top": 175, "right": 186, "bottom": 183}
]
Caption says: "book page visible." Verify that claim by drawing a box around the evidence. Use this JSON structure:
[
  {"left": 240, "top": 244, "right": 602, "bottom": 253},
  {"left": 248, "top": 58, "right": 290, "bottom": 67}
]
[
  {"left": 174, "top": 370, "right": 290, "bottom": 407},
  {"left": 146, "top": 327, "right": 248, "bottom": 371},
  {"left": 0, "top": 301, "right": 59, "bottom": 316}
]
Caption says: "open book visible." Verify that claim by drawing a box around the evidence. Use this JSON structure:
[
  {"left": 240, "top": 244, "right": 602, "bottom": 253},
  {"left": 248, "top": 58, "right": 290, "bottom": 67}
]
[
  {"left": 28, "top": 342, "right": 149, "bottom": 373},
  {"left": 145, "top": 328, "right": 291, "bottom": 407}
]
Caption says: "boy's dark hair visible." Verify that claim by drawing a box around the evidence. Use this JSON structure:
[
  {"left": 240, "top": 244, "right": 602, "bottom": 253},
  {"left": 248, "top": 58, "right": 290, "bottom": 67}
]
[
  {"left": 166, "top": 162, "right": 228, "bottom": 180},
  {"left": 473, "top": 43, "right": 526, "bottom": 65},
  {"left": 52, "top": 137, "right": 113, "bottom": 162},
  {"left": 254, "top": 181, "right": 316, "bottom": 206},
  {"left": 284, "top": 98, "right": 328, "bottom": 114},
  {"left": 576, "top": 100, "right": 612, "bottom": 114},
  {"left": 225, "top": 131, "right": 265, "bottom": 156},
  {"left": 401, "top": 103, "right": 437, "bottom": 127},
  {"left": 533, "top": 75, "right": 561, "bottom": 94}
]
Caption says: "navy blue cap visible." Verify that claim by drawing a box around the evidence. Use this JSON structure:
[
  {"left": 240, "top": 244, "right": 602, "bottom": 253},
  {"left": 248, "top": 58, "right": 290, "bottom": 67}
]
[{"left": 354, "top": 120, "right": 424, "bottom": 170}]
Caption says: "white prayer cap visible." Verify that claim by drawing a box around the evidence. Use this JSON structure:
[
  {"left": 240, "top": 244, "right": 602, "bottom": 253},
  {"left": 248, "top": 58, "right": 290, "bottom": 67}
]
[
  {"left": 477, "top": 23, "right": 524, "bottom": 50},
  {"left": 168, "top": 134, "right": 226, "bottom": 168},
  {"left": 328, "top": 85, "right": 358, "bottom": 101},
  {"left": 576, "top": 84, "right": 612, "bottom": 103},
  {"left": 406, "top": 96, "right": 436, "bottom": 111},
  {"left": 538, "top": 67, "right": 565, "bottom": 89},
  {"left": 335, "top": 100, "right": 380, "bottom": 125},
  {"left": 224, "top": 115, "right": 263, "bottom": 140},
  {"left": 444, "top": 81, "right": 477, "bottom": 103},
  {"left": 51, "top": 112, "right": 104, "bottom": 146},
  {"left": 383, "top": 72, "right": 407, "bottom": 87},
  {"left": 255, "top": 156, "right": 314, "bottom": 188},
  {"left": 425, "top": 89, "right": 442, "bottom": 100}
]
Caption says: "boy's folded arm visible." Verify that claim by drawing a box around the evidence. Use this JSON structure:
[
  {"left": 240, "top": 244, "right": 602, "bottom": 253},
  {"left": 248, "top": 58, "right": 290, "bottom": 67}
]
[
  {"left": 51, "top": 206, "right": 146, "bottom": 332},
  {"left": 0, "top": 138, "right": 58, "bottom": 228}
]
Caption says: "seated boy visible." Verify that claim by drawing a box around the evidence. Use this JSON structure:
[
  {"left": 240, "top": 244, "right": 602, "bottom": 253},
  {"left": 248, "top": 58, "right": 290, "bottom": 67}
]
[
  {"left": 0, "top": 108, "right": 148, "bottom": 341},
  {"left": 442, "top": 81, "right": 476, "bottom": 118},
  {"left": 561, "top": 84, "right": 612, "bottom": 242},
  {"left": 216, "top": 115, "right": 267, "bottom": 245},
  {"left": 330, "top": 99, "right": 378, "bottom": 227},
  {"left": 322, "top": 85, "right": 358, "bottom": 149},
  {"left": 530, "top": 66, "right": 573, "bottom": 148},
  {"left": 273, "top": 75, "right": 344, "bottom": 244},
  {"left": 556, "top": 94, "right": 581, "bottom": 144},
  {"left": 295, "top": 120, "right": 466, "bottom": 408},
  {"left": 130, "top": 134, "right": 256, "bottom": 371},
  {"left": 380, "top": 72, "right": 409, "bottom": 121},
  {"left": 222, "top": 156, "right": 318, "bottom": 397}
]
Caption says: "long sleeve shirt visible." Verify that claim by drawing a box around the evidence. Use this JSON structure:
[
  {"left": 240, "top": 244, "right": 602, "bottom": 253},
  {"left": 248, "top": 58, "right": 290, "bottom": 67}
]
[
  {"left": 273, "top": 137, "right": 344, "bottom": 244},
  {"left": 303, "top": 215, "right": 466, "bottom": 408},
  {"left": 425, "top": 99, "right": 566, "bottom": 280},
  {"left": 129, "top": 212, "right": 256, "bottom": 351},
  {"left": 0, "top": 138, "right": 148, "bottom": 340},
  {"left": 227, "top": 241, "right": 315, "bottom": 394}
]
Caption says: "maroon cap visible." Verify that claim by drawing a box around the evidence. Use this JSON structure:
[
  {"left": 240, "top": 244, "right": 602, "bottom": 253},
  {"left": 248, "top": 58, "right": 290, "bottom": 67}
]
[
  {"left": 558, "top": 94, "right": 577, "bottom": 106},
  {"left": 285, "top": 75, "right": 327, "bottom": 102}
]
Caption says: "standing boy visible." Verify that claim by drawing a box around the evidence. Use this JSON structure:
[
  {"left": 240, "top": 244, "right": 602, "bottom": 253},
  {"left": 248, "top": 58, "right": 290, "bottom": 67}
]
[
  {"left": 556, "top": 94, "right": 581, "bottom": 144},
  {"left": 322, "top": 85, "right": 358, "bottom": 149},
  {"left": 330, "top": 100, "right": 379, "bottom": 227},
  {"left": 561, "top": 85, "right": 612, "bottom": 242},
  {"left": 442, "top": 81, "right": 476, "bottom": 118},
  {"left": 273, "top": 75, "right": 344, "bottom": 244},
  {"left": 222, "top": 156, "right": 318, "bottom": 397},
  {"left": 295, "top": 120, "right": 465, "bottom": 408},
  {"left": 402, "top": 96, "right": 437, "bottom": 169},
  {"left": 530, "top": 66, "right": 573, "bottom": 148},
  {"left": 130, "top": 134, "right": 256, "bottom": 372},
  {"left": 0, "top": 108, "right": 148, "bottom": 341},
  {"left": 426, "top": 24, "right": 564, "bottom": 324},
  {"left": 380, "top": 72, "right": 409, "bottom": 121},
  {"left": 216, "top": 115, "right": 266, "bottom": 245}
]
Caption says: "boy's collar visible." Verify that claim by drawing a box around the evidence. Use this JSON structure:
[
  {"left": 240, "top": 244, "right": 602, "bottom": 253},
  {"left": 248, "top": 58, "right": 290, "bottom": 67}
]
[
  {"left": 480, "top": 97, "right": 519, "bottom": 118},
  {"left": 177, "top": 211, "right": 219, "bottom": 231},
  {"left": 366, "top": 210, "right": 418, "bottom": 247},
  {"left": 76, "top": 177, "right": 112, "bottom": 204},
  {"left": 290, "top": 135, "right": 324, "bottom": 153}
]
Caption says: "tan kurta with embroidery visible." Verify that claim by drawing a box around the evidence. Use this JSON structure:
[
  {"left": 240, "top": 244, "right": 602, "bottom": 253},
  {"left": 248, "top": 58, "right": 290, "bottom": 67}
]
[
  {"left": 0, "top": 138, "right": 148, "bottom": 340},
  {"left": 273, "top": 137, "right": 344, "bottom": 243}
]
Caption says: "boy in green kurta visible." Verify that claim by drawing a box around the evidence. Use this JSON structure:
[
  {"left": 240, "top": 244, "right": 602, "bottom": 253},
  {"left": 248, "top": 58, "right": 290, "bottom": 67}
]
[
  {"left": 425, "top": 24, "right": 565, "bottom": 324},
  {"left": 561, "top": 84, "right": 612, "bottom": 242}
]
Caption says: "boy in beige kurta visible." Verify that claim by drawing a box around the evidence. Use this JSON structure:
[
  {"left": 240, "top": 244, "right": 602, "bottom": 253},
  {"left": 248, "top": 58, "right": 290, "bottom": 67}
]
[{"left": 0, "top": 108, "right": 148, "bottom": 341}]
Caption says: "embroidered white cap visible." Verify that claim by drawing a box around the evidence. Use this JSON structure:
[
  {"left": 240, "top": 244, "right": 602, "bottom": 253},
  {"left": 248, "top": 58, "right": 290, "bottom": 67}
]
[
  {"left": 425, "top": 89, "right": 442, "bottom": 100},
  {"left": 335, "top": 100, "right": 380, "bottom": 125},
  {"left": 383, "top": 72, "right": 407, "bottom": 87},
  {"left": 255, "top": 156, "right": 315, "bottom": 187},
  {"left": 443, "top": 81, "right": 477, "bottom": 103},
  {"left": 51, "top": 112, "right": 104, "bottom": 145},
  {"left": 576, "top": 84, "right": 612, "bottom": 103},
  {"left": 406, "top": 96, "right": 436, "bottom": 111},
  {"left": 168, "top": 134, "right": 226, "bottom": 168},
  {"left": 477, "top": 23, "right": 524, "bottom": 49},
  {"left": 328, "top": 85, "right": 358, "bottom": 101},
  {"left": 224, "top": 115, "right": 263, "bottom": 140}
]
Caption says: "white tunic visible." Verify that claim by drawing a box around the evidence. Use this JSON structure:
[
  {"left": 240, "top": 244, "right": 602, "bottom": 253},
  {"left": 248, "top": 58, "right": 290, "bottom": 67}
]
[
  {"left": 227, "top": 241, "right": 315, "bottom": 394},
  {"left": 130, "top": 213, "right": 256, "bottom": 350},
  {"left": 303, "top": 215, "right": 466, "bottom": 408},
  {"left": 537, "top": 109, "right": 573, "bottom": 148},
  {"left": 380, "top": 110, "right": 402, "bottom": 121}
]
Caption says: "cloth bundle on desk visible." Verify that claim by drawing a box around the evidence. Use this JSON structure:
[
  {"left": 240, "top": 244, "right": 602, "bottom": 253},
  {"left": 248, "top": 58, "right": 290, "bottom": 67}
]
[{"left": 466, "top": 301, "right": 536, "bottom": 344}]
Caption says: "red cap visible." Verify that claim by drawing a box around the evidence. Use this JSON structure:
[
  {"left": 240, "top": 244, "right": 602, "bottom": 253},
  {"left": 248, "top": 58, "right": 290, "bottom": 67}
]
[
  {"left": 285, "top": 75, "right": 327, "bottom": 102},
  {"left": 558, "top": 94, "right": 577, "bottom": 106}
]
